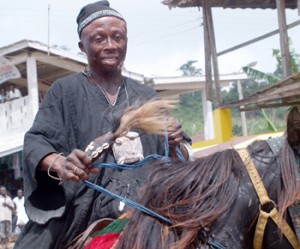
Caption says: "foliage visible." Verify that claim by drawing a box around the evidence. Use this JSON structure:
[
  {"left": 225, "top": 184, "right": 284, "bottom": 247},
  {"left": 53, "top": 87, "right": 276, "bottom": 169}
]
[
  {"left": 240, "top": 41, "right": 300, "bottom": 134},
  {"left": 272, "top": 39, "right": 300, "bottom": 77},
  {"left": 172, "top": 91, "right": 203, "bottom": 136},
  {"left": 241, "top": 66, "right": 280, "bottom": 84},
  {"left": 173, "top": 43, "right": 299, "bottom": 137},
  {"left": 172, "top": 60, "right": 203, "bottom": 136},
  {"left": 261, "top": 109, "right": 277, "bottom": 132},
  {"left": 177, "top": 60, "right": 202, "bottom": 76}
]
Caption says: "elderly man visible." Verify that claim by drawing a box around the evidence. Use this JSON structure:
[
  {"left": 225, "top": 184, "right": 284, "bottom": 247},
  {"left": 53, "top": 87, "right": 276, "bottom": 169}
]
[{"left": 14, "top": 1, "right": 192, "bottom": 249}]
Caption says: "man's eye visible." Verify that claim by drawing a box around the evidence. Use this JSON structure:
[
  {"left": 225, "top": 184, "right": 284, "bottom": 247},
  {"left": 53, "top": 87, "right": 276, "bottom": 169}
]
[
  {"left": 95, "top": 36, "right": 104, "bottom": 42},
  {"left": 114, "top": 34, "right": 122, "bottom": 41}
]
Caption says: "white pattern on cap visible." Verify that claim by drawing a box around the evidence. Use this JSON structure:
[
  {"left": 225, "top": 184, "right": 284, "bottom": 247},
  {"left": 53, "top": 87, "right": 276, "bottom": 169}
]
[{"left": 78, "top": 9, "right": 125, "bottom": 36}]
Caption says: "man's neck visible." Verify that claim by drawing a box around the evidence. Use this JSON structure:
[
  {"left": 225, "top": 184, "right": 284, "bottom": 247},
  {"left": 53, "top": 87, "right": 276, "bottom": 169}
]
[{"left": 89, "top": 70, "right": 123, "bottom": 95}]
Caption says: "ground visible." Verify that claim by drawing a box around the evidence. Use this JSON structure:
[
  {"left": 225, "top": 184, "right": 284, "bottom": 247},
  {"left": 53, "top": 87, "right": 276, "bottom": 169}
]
[{"left": 6, "top": 234, "right": 17, "bottom": 249}]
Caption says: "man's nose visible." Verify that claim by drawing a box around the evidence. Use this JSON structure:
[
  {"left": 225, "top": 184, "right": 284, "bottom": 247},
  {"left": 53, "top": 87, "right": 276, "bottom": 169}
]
[{"left": 104, "top": 37, "right": 117, "bottom": 49}]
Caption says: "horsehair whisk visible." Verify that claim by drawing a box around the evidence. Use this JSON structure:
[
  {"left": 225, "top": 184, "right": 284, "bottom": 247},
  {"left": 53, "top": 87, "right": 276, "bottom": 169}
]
[
  {"left": 84, "top": 99, "right": 177, "bottom": 162},
  {"left": 114, "top": 99, "right": 177, "bottom": 137}
]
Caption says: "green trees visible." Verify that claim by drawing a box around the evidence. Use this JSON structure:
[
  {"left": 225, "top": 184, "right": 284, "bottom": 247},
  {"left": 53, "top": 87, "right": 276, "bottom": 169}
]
[
  {"left": 172, "top": 91, "right": 203, "bottom": 136},
  {"left": 177, "top": 60, "right": 202, "bottom": 76},
  {"left": 173, "top": 44, "right": 299, "bottom": 137},
  {"left": 172, "top": 60, "right": 203, "bottom": 136},
  {"left": 237, "top": 42, "right": 300, "bottom": 135}
]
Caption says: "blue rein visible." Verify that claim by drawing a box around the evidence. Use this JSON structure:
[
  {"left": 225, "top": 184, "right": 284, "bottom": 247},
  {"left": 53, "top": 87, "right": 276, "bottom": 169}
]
[
  {"left": 83, "top": 133, "right": 176, "bottom": 224},
  {"left": 83, "top": 180, "right": 172, "bottom": 224},
  {"left": 83, "top": 133, "right": 225, "bottom": 249}
]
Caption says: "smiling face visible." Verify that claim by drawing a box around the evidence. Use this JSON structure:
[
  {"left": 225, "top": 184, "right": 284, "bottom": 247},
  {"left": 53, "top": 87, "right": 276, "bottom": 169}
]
[{"left": 79, "top": 16, "right": 127, "bottom": 75}]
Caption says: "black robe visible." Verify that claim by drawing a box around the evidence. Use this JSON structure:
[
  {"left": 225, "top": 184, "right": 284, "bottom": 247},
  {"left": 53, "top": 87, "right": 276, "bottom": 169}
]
[{"left": 14, "top": 73, "right": 167, "bottom": 249}]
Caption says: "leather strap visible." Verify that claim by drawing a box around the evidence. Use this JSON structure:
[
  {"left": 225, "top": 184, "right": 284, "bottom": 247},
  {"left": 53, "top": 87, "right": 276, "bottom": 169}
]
[
  {"left": 266, "top": 137, "right": 300, "bottom": 244},
  {"left": 238, "top": 149, "right": 300, "bottom": 249},
  {"left": 289, "top": 200, "right": 300, "bottom": 244}
]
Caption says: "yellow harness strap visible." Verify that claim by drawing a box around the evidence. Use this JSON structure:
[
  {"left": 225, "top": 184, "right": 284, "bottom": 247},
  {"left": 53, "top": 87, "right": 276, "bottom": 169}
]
[{"left": 238, "top": 149, "right": 300, "bottom": 249}]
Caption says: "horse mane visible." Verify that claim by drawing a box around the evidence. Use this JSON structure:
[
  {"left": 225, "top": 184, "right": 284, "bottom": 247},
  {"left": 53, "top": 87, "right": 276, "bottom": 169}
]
[
  {"left": 117, "top": 149, "right": 243, "bottom": 249},
  {"left": 279, "top": 140, "right": 300, "bottom": 214},
  {"left": 280, "top": 106, "right": 300, "bottom": 214},
  {"left": 245, "top": 106, "right": 300, "bottom": 217},
  {"left": 117, "top": 140, "right": 299, "bottom": 249},
  {"left": 116, "top": 106, "right": 300, "bottom": 249}
]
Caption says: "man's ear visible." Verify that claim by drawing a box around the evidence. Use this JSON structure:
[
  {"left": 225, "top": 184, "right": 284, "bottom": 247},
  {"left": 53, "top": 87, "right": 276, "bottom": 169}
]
[{"left": 78, "top": 41, "right": 85, "bottom": 53}]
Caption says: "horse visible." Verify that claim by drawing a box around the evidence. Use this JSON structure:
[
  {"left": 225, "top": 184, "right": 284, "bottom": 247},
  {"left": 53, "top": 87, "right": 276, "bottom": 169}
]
[{"left": 111, "top": 106, "right": 300, "bottom": 249}]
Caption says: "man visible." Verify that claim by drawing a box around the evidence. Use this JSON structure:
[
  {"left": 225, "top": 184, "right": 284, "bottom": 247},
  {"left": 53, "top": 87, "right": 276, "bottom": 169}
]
[
  {"left": 6, "top": 84, "right": 22, "bottom": 101},
  {"left": 12, "top": 189, "right": 28, "bottom": 234},
  {"left": 0, "top": 88, "right": 6, "bottom": 103},
  {"left": 0, "top": 186, "right": 14, "bottom": 249},
  {"left": 14, "top": 1, "right": 192, "bottom": 249}
]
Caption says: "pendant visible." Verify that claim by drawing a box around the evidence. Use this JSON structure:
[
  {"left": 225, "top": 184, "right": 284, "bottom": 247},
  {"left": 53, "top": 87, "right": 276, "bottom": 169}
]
[
  {"left": 118, "top": 183, "right": 130, "bottom": 212},
  {"left": 118, "top": 201, "right": 125, "bottom": 212}
]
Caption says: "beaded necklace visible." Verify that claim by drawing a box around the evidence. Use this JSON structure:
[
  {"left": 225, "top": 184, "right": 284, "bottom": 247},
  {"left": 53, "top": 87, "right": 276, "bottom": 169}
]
[{"left": 83, "top": 69, "right": 128, "bottom": 107}]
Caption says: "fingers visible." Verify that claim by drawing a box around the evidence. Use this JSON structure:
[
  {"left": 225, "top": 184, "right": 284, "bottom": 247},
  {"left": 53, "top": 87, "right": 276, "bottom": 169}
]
[
  {"left": 160, "top": 119, "right": 184, "bottom": 146},
  {"left": 168, "top": 124, "right": 183, "bottom": 146},
  {"left": 168, "top": 135, "right": 183, "bottom": 146},
  {"left": 58, "top": 149, "right": 99, "bottom": 183}
]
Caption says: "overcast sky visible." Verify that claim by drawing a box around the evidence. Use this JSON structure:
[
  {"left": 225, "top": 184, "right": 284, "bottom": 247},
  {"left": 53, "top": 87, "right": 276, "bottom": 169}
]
[{"left": 0, "top": 0, "right": 299, "bottom": 77}]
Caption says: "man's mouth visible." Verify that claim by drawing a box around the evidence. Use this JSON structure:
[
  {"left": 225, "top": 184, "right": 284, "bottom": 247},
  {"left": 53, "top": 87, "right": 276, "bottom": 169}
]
[{"left": 102, "top": 56, "right": 118, "bottom": 62}]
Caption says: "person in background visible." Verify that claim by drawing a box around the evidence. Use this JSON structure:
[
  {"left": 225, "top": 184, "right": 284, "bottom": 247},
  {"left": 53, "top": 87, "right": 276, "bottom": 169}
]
[
  {"left": 0, "top": 186, "right": 14, "bottom": 249},
  {"left": 14, "top": 1, "right": 193, "bottom": 249},
  {"left": 0, "top": 88, "right": 7, "bottom": 103},
  {"left": 6, "top": 84, "right": 22, "bottom": 101},
  {"left": 12, "top": 189, "right": 28, "bottom": 234}
]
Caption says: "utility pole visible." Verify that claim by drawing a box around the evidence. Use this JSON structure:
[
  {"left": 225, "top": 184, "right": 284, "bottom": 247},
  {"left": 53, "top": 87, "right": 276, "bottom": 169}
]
[
  {"left": 238, "top": 61, "right": 257, "bottom": 136},
  {"left": 237, "top": 80, "right": 247, "bottom": 136},
  {"left": 48, "top": 4, "right": 51, "bottom": 55}
]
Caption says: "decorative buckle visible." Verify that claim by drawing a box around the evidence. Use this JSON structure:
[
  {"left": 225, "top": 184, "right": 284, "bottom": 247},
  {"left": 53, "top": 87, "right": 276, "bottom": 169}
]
[{"left": 112, "top": 131, "right": 144, "bottom": 164}]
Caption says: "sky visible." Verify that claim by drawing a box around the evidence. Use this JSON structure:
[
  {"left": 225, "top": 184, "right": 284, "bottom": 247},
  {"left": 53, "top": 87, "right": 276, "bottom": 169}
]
[{"left": 0, "top": 0, "right": 299, "bottom": 77}]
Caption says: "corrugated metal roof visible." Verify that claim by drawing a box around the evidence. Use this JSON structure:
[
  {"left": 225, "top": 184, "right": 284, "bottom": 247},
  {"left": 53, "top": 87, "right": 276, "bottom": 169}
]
[{"left": 162, "top": 0, "right": 298, "bottom": 9}]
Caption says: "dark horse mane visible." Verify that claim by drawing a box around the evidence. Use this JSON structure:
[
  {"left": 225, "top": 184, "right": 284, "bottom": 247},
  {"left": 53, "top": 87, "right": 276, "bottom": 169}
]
[
  {"left": 117, "top": 107, "right": 300, "bottom": 249},
  {"left": 118, "top": 150, "right": 242, "bottom": 249}
]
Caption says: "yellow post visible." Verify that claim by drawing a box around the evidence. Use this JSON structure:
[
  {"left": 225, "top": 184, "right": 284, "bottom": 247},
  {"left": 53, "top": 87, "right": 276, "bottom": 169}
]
[
  {"left": 213, "top": 108, "right": 232, "bottom": 143},
  {"left": 192, "top": 108, "right": 233, "bottom": 149}
]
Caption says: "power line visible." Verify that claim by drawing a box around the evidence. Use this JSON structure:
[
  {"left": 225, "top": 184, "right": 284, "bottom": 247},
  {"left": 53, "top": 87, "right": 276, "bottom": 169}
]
[
  {"left": 130, "top": 25, "right": 202, "bottom": 47},
  {"left": 130, "top": 18, "right": 202, "bottom": 38}
]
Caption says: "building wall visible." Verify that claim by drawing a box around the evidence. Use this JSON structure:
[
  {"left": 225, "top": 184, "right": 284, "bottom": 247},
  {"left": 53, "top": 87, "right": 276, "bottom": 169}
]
[
  {"left": 0, "top": 97, "right": 33, "bottom": 195},
  {"left": 0, "top": 96, "right": 33, "bottom": 136}
]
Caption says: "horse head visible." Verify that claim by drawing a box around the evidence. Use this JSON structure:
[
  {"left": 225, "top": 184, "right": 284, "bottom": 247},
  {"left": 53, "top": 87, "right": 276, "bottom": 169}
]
[{"left": 113, "top": 106, "right": 300, "bottom": 249}]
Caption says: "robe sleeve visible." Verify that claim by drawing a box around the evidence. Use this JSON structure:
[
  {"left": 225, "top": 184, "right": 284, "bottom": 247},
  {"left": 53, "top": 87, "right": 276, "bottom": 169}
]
[{"left": 23, "top": 82, "right": 69, "bottom": 224}]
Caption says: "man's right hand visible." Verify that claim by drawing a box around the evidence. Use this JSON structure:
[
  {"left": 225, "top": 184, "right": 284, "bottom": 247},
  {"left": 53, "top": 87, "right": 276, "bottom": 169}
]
[{"left": 40, "top": 150, "right": 100, "bottom": 183}]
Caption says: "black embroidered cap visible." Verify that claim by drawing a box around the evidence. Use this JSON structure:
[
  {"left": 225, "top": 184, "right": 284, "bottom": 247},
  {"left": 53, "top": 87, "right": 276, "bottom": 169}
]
[{"left": 76, "top": 0, "right": 125, "bottom": 37}]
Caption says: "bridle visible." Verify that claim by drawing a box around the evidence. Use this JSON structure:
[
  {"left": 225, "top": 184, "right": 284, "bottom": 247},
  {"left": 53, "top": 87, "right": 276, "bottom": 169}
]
[
  {"left": 238, "top": 142, "right": 300, "bottom": 249},
  {"left": 84, "top": 132, "right": 226, "bottom": 249}
]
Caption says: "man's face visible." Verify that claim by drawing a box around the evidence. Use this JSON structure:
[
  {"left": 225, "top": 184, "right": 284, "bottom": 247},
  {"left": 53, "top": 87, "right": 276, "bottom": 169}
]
[
  {"left": 17, "top": 190, "right": 23, "bottom": 198},
  {"left": 79, "top": 16, "right": 127, "bottom": 74},
  {"left": 0, "top": 187, "right": 6, "bottom": 196}
]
